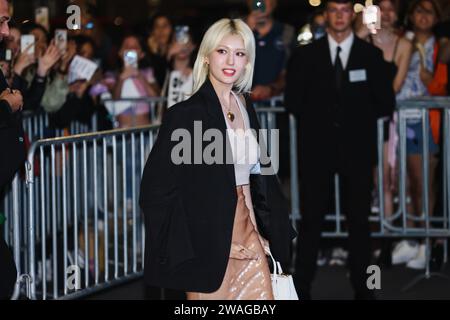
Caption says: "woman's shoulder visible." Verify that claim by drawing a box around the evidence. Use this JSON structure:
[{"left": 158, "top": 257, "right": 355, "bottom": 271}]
[
  {"left": 398, "top": 37, "right": 413, "bottom": 51},
  {"left": 163, "top": 91, "right": 204, "bottom": 122}
]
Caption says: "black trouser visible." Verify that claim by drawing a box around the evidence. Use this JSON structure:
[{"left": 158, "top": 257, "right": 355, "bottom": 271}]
[{"left": 294, "top": 165, "right": 373, "bottom": 296}]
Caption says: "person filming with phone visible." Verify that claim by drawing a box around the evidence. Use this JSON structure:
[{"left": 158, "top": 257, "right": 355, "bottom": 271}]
[{"left": 106, "top": 34, "right": 160, "bottom": 129}]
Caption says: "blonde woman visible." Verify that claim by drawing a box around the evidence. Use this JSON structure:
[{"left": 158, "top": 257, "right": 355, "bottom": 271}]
[{"left": 140, "top": 18, "right": 296, "bottom": 300}]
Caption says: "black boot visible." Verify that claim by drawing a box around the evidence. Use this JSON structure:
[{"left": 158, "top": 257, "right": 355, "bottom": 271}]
[{"left": 376, "top": 239, "right": 392, "bottom": 269}]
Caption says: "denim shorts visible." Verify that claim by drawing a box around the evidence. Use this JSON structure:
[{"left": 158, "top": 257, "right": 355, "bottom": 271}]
[{"left": 406, "top": 122, "right": 439, "bottom": 155}]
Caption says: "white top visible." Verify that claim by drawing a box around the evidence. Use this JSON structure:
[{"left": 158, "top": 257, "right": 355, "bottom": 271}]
[
  {"left": 224, "top": 92, "right": 260, "bottom": 186},
  {"left": 328, "top": 32, "right": 354, "bottom": 69},
  {"left": 167, "top": 71, "right": 193, "bottom": 108}
]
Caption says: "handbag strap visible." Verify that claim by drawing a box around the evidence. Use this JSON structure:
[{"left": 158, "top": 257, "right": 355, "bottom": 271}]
[{"left": 269, "top": 251, "right": 281, "bottom": 276}]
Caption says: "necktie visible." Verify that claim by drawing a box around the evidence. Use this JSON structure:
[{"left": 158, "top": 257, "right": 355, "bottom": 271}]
[{"left": 335, "top": 46, "right": 344, "bottom": 92}]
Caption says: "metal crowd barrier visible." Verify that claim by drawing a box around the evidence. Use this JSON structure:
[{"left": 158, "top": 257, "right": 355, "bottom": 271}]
[
  {"left": 2, "top": 109, "right": 100, "bottom": 299},
  {"left": 3, "top": 98, "right": 166, "bottom": 299},
  {"left": 21, "top": 125, "right": 159, "bottom": 299},
  {"left": 21, "top": 109, "right": 97, "bottom": 142}
]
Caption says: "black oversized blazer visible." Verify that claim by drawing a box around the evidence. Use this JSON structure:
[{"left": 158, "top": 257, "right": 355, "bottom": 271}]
[{"left": 139, "top": 78, "right": 297, "bottom": 293}]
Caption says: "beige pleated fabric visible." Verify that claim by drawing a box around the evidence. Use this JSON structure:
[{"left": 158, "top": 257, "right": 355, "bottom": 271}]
[{"left": 187, "top": 185, "right": 273, "bottom": 300}]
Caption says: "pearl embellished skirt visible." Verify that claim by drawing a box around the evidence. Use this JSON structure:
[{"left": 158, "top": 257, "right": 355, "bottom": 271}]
[{"left": 186, "top": 185, "right": 273, "bottom": 300}]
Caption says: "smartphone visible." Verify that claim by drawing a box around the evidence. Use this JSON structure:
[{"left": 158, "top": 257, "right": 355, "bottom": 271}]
[
  {"left": 35, "top": 7, "right": 50, "bottom": 31},
  {"left": 55, "top": 29, "right": 68, "bottom": 53},
  {"left": 124, "top": 50, "right": 138, "bottom": 69},
  {"left": 21, "top": 35, "right": 35, "bottom": 55},
  {"left": 363, "top": 5, "right": 381, "bottom": 34},
  {"left": 175, "top": 25, "right": 190, "bottom": 45},
  {"left": 252, "top": 0, "right": 266, "bottom": 13},
  {"left": 4, "top": 49, "right": 12, "bottom": 61},
  {"left": 0, "top": 48, "right": 12, "bottom": 62}
]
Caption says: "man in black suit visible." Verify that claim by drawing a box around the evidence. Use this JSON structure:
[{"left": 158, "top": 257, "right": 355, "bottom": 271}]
[
  {"left": 0, "top": 0, "right": 25, "bottom": 299},
  {"left": 285, "top": 0, "right": 395, "bottom": 299}
]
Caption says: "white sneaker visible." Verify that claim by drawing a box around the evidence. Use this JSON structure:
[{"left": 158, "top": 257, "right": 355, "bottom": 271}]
[
  {"left": 329, "top": 247, "right": 348, "bottom": 266},
  {"left": 317, "top": 250, "right": 327, "bottom": 266},
  {"left": 406, "top": 244, "right": 426, "bottom": 270},
  {"left": 392, "top": 240, "right": 419, "bottom": 265}
]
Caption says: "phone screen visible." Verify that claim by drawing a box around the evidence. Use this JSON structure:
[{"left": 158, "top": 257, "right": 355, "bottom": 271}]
[
  {"left": 124, "top": 50, "right": 138, "bottom": 69},
  {"left": 35, "top": 7, "right": 50, "bottom": 31},
  {"left": 5, "top": 49, "right": 12, "bottom": 61},
  {"left": 363, "top": 5, "right": 381, "bottom": 34},
  {"left": 21, "top": 35, "right": 36, "bottom": 55},
  {"left": 175, "top": 26, "right": 190, "bottom": 45},
  {"left": 55, "top": 29, "right": 68, "bottom": 53}
]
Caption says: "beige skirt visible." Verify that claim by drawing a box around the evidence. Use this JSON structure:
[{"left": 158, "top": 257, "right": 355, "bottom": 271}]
[{"left": 187, "top": 185, "right": 273, "bottom": 300}]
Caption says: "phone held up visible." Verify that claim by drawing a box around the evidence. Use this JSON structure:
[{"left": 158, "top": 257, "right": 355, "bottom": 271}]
[
  {"left": 124, "top": 50, "right": 139, "bottom": 69},
  {"left": 21, "top": 35, "right": 36, "bottom": 56},
  {"left": 175, "top": 25, "right": 190, "bottom": 45},
  {"left": 252, "top": 0, "right": 266, "bottom": 13}
]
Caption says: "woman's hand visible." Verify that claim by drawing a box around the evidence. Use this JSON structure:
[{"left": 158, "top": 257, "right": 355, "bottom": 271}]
[
  {"left": 37, "top": 41, "right": 62, "bottom": 77},
  {"left": 419, "top": 64, "right": 433, "bottom": 86},
  {"left": 59, "top": 40, "right": 77, "bottom": 74},
  {"left": 251, "top": 85, "right": 273, "bottom": 101},
  {"left": 230, "top": 243, "right": 260, "bottom": 260},
  {"left": 13, "top": 49, "right": 36, "bottom": 76},
  {"left": 167, "top": 41, "right": 184, "bottom": 60},
  {"left": 119, "top": 66, "right": 138, "bottom": 81},
  {"left": 69, "top": 80, "right": 89, "bottom": 98}
]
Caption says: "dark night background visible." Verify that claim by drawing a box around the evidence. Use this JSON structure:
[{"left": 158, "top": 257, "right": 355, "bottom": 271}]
[{"left": 11, "top": 1, "right": 450, "bottom": 36}]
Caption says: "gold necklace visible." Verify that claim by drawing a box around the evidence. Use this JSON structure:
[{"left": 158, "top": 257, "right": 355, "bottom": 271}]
[
  {"left": 227, "top": 109, "right": 235, "bottom": 122},
  {"left": 222, "top": 100, "right": 235, "bottom": 122}
]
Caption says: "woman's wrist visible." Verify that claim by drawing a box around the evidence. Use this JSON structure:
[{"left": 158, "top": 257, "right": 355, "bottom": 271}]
[
  {"left": 37, "top": 65, "right": 49, "bottom": 78},
  {"left": 13, "top": 66, "right": 25, "bottom": 76}
]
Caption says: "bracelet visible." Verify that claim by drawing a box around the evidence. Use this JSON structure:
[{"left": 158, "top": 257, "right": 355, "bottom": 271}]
[{"left": 35, "top": 75, "right": 46, "bottom": 83}]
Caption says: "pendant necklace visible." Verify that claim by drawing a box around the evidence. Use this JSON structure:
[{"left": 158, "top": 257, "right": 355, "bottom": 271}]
[
  {"left": 223, "top": 100, "right": 235, "bottom": 122},
  {"left": 227, "top": 108, "right": 235, "bottom": 122}
]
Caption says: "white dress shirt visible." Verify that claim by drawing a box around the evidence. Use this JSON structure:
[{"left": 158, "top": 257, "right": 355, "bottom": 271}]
[{"left": 328, "top": 32, "right": 354, "bottom": 69}]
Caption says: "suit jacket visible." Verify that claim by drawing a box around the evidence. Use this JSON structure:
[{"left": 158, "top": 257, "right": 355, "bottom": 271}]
[
  {"left": 285, "top": 35, "right": 396, "bottom": 176},
  {"left": 0, "top": 71, "right": 26, "bottom": 189},
  {"left": 139, "top": 78, "right": 296, "bottom": 293}
]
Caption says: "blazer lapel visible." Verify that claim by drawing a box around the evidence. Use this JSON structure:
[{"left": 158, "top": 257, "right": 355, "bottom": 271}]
[{"left": 198, "top": 79, "right": 237, "bottom": 188}]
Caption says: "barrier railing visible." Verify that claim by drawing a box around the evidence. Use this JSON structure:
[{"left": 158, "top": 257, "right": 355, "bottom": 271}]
[
  {"left": 22, "top": 125, "right": 159, "bottom": 299},
  {"left": 4, "top": 99, "right": 164, "bottom": 299}
]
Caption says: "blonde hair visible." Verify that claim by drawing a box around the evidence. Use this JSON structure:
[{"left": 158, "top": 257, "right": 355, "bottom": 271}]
[{"left": 192, "top": 18, "right": 256, "bottom": 95}]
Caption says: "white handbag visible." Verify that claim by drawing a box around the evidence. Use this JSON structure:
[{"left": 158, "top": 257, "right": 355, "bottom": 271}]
[{"left": 269, "top": 252, "right": 299, "bottom": 300}]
